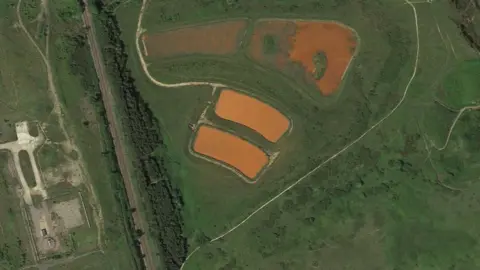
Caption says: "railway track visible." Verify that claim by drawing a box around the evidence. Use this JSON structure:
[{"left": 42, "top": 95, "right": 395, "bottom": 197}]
[{"left": 80, "top": 1, "right": 155, "bottom": 269}]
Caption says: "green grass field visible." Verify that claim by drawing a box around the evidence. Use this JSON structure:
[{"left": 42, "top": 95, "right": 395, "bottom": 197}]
[
  {"left": 442, "top": 60, "right": 480, "bottom": 109},
  {"left": 112, "top": 0, "right": 480, "bottom": 269}
]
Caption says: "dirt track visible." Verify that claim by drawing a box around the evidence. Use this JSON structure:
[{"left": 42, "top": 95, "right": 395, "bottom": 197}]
[
  {"left": 81, "top": 1, "right": 155, "bottom": 269},
  {"left": 16, "top": 0, "right": 104, "bottom": 252}
]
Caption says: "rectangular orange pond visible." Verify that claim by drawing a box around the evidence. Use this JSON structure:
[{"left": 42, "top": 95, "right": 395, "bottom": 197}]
[
  {"left": 193, "top": 125, "right": 268, "bottom": 179},
  {"left": 215, "top": 90, "right": 290, "bottom": 142},
  {"left": 145, "top": 20, "right": 247, "bottom": 58}
]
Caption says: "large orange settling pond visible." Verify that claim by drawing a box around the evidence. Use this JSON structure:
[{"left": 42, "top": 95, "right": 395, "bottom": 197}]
[
  {"left": 193, "top": 126, "right": 268, "bottom": 179},
  {"left": 215, "top": 90, "right": 290, "bottom": 142},
  {"left": 289, "top": 22, "right": 356, "bottom": 95}
]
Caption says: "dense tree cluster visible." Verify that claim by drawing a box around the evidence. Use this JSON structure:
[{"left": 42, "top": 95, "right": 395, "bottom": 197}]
[
  {"left": 93, "top": 1, "right": 187, "bottom": 269},
  {"left": 450, "top": 0, "right": 480, "bottom": 53}
]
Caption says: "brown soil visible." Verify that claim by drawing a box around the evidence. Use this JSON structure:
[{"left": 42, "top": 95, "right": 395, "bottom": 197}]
[
  {"left": 215, "top": 90, "right": 289, "bottom": 142},
  {"left": 290, "top": 22, "right": 356, "bottom": 95},
  {"left": 193, "top": 126, "right": 268, "bottom": 179},
  {"left": 146, "top": 20, "right": 248, "bottom": 58}
]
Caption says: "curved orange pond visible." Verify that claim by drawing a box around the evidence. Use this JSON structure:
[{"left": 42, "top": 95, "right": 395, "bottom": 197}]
[
  {"left": 215, "top": 90, "right": 290, "bottom": 142},
  {"left": 289, "top": 22, "right": 356, "bottom": 95}
]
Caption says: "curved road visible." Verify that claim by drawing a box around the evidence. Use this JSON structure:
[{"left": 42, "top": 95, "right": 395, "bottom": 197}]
[
  {"left": 432, "top": 104, "right": 480, "bottom": 151},
  {"left": 135, "top": 1, "right": 226, "bottom": 89}
]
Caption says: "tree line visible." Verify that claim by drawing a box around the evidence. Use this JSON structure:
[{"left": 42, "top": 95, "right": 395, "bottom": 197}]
[
  {"left": 57, "top": 3, "right": 145, "bottom": 268},
  {"left": 92, "top": 1, "right": 188, "bottom": 269}
]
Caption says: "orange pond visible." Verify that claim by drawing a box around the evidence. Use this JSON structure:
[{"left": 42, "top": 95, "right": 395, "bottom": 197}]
[
  {"left": 145, "top": 20, "right": 247, "bottom": 58},
  {"left": 215, "top": 90, "right": 290, "bottom": 142},
  {"left": 193, "top": 126, "right": 268, "bottom": 179},
  {"left": 289, "top": 22, "right": 356, "bottom": 95}
]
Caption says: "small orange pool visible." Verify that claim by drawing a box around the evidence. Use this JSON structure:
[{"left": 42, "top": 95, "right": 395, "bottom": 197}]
[{"left": 193, "top": 125, "right": 268, "bottom": 179}]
